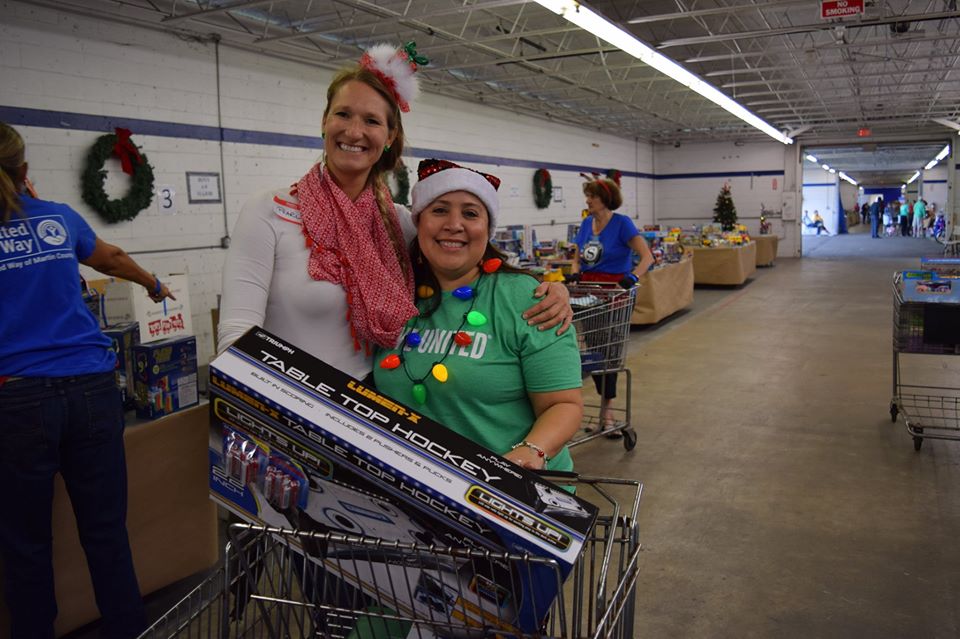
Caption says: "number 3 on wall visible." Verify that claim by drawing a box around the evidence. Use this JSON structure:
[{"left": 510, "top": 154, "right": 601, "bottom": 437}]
[{"left": 156, "top": 185, "right": 177, "bottom": 215}]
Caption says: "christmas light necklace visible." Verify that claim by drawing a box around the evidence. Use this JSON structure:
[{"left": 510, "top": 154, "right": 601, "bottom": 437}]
[{"left": 379, "top": 258, "right": 502, "bottom": 405}]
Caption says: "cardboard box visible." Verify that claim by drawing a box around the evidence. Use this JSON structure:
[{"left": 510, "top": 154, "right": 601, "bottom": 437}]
[
  {"left": 920, "top": 257, "right": 960, "bottom": 277},
  {"left": 103, "top": 274, "right": 192, "bottom": 343},
  {"left": 134, "top": 335, "right": 199, "bottom": 419},
  {"left": 208, "top": 328, "right": 598, "bottom": 635},
  {"left": 900, "top": 271, "right": 960, "bottom": 304},
  {"left": 102, "top": 322, "right": 140, "bottom": 409}
]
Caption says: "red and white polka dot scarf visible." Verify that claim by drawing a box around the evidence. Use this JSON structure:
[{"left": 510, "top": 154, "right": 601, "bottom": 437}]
[{"left": 296, "top": 164, "right": 416, "bottom": 352}]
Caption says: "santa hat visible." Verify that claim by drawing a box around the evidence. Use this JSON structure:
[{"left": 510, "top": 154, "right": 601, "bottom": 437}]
[
  {"left": 359, "top": 42, "right": 428, "bottom": 113},
  {"left": 411, "top": 159, "right": 501, "bottom": 239}
]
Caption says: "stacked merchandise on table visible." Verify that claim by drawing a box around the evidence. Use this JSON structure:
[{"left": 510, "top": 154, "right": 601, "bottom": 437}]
[
  {"left": 208, "top": 328, "right": 599, "bottom": 637},
  {"left": 677, "top": 224, "right": 752, "bottom": 248},
  {"left": 641, "top": 226, "right": 686, "bottom": 268},
  {"left": 87, "top": 274, "right": 199, "bottom": 419}
]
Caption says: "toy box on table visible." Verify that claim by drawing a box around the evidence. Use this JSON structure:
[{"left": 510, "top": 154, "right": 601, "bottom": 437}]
[
  {"left": 102, "top": 274, "right": 192, "bottom": 343},
  {"left": 103, "top": 322, "right": 139, "bottom": 409},
  {"left": 208, "top": 328, "right": 598, "bottom": 636},
  {"left": 133, "top": 335, "right": 198, "bottom": 419}
]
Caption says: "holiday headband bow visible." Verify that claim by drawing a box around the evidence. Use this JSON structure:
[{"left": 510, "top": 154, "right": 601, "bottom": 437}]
[
  {"left": 580, "top": 172, "right": 614, "bottom": 199},
  {"left": 359, "top": 41, "right": 429, "bottom": 113},
  {"left": 411, "top": 159, "right": 502, "bottom": 239}
]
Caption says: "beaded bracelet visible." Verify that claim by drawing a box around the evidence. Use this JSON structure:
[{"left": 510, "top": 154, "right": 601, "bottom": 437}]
[
  {"left": 152, "top": 277, "right": 162, "bottom": 295},
  {"left": 511, "top": 440, "right": 550, "bottom": 462}
]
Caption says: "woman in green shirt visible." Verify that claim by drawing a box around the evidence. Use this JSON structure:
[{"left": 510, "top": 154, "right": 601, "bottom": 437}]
[{"left": 374, "top": 159, "right": 583, "bottom": 472}]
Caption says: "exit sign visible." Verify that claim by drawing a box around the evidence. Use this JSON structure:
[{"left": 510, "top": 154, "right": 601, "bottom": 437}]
[{"left": 821, "top": 0, "right": 864, "bottom": 19}]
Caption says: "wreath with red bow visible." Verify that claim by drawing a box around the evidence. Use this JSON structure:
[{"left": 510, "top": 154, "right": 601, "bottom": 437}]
[
  {"left": 81, "top": 128, "right": 155, "bottom": 224},
  {"left": 533, "top": 168, "right": 552, "bottom": 209}
]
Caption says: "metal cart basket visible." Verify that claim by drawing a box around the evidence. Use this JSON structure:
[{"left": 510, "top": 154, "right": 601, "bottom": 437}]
[
  {"left": 139, "top": 475, "right": 642, "bottom": 639},
  {"left": 890, "top": 273, "right": 960, "bottom": 450},
  {"left": 567, "top": 284, "right": 639, "bottom": 451}
]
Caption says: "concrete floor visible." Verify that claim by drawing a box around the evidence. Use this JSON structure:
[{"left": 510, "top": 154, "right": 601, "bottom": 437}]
[
  {"left": 573, "top": 231, "right": 960, "bottom": 638},
  {"left": 64, "top": 230, "right": 960, "bottom": 639}
]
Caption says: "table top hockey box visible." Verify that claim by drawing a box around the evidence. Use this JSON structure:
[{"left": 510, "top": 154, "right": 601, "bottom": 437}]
[{"left": 208, "top": 327, "right": 598, "bottom": 635}]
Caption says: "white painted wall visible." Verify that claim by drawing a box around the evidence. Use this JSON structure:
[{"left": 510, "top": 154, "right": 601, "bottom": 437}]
[
  {"left": 919, "top": 165, "right": 948, "bottom": 215},
  {"left": 2, "top": 0, "right": 653, "bottom": 365},
  {"left": 653, "top": 140, "right": 798, "bottom": 252}
]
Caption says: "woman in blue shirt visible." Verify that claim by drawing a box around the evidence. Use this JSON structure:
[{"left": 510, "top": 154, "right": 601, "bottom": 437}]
[
  {"left": 570, "top": 177, "right": 653, "bottom": 437},
  {"left": 0, "top": 122, "right": 174, "bottom": 639}
]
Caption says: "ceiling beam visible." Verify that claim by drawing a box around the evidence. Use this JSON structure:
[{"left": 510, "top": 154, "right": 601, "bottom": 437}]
[
  {"left": 254, "top": 0, "right": 528, "bottom": 44},
  {"left": 627, "top": 0, "right": 810, "bottom": 25},
  {"left": 932, "top": 118, "right": 960, "bottom": 132},
  {"left": 656, "top": 10, "right": 960, "bottom": 49},
  {"left": 161, "top": 0, "right": 282, "bottom": 25}
]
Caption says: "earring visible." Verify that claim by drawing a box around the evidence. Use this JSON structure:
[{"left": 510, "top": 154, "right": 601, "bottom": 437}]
[{"left": 384, "top": 143, "right": 391, "bottom": 152}]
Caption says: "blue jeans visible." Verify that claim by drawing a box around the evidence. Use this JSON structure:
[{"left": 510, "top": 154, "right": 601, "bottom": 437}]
[
  {"left": 871, "top": 214, "right": 880, "bottom": 237},
  {"left": 0, "top": 373, "right": 146, "bottom": 639}
]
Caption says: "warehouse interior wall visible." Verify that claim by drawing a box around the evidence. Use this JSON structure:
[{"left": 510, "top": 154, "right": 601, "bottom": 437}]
[
  {"left": 919, "top": 164, "right": 949, "bottom": 214},
  {"left": 1, "top": 1, "right": 654, "bottom": 366},
  {"left": 652, "top": 139, "right": 800, "bottom": 255}
]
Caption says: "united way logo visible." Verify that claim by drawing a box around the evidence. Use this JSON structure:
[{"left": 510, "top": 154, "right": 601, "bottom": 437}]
[{"left": 37, "top": 220, "right": 67, "bottom": 246}]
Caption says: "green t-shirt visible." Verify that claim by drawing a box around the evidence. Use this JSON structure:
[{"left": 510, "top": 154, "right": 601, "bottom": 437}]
[{"left": 374, "top": 272, "right": 582, "bottom": 472}]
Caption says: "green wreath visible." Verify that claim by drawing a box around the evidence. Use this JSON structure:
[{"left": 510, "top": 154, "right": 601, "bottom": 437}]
[
  {"left": 390, "top": 162, "right": 410, "bottom": 205},
  {"left": 81, "top": 131, "right": 154, "bottom": 224},
  {"left": 533, "top": 168, "right": 552, "bottom": 209}
]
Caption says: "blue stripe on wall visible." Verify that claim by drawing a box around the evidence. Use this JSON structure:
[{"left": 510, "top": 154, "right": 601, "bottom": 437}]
[
  {"left": 28, "top": 105, "right": 953, "bottom": 183},
  {"left": 924, "top": 179, "right": 947, "bottom": 184},
  {"left": 803, "top": 183, "right": 835, "bottom": 187},
  {"left": 656, "top": 169, "right": 784, "bottom": 179},
  {"left": 2, "top": 105, "right": 658, "bottom": 179}
]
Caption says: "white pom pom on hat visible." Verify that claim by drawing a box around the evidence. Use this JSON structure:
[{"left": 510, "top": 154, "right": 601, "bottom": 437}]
[{"left": 359, "top": 42, "right": 427, "bottom": 113}]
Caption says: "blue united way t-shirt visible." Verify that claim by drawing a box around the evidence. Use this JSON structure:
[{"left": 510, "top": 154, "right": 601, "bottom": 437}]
[
  {"left": 574, "top": 213, "right": 640, "bottom": 274},
  {"left": 0, "top": 196, "right": 115, "bottom": 377}
]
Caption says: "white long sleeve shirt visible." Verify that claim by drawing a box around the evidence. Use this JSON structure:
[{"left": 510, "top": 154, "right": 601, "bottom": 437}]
[{"left": 218, "top": 187, "right": 415, "bottom": 379}]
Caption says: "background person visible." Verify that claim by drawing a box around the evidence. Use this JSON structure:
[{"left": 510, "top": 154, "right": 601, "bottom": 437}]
[
  {"left": 218, "top": 43, "right": 571, "bottom": 378},
  {"left": 568, "top": 177, "right": 654, "bottom": 436},
  {"left": 812, "top": 211, "right": 830, "bottom": 235},
  {"left": 870, "top": 196, "right": 883, "bottom": 238},
  {"left": 913, "top": 198, "right": 928, "bottom": 238},
  {"left": 900, "top": 199, "right": 911, "bottom": 236},
  {"left": 0, "top": 122, "right": 174, "bottom": 639},
  {"left": 374, "top": 159, "right": 583, "bottom": 472}
]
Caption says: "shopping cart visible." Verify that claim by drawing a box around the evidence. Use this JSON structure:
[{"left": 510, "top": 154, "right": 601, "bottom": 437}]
[
  {"left": 890, "top": 273, "right": 960, "bottom": 450},
  {"left": 139, "top": 475, "right": 642, "bottom": 639},
  {"left": 567, "top": 283, "right": 639, "bottom": 451}
]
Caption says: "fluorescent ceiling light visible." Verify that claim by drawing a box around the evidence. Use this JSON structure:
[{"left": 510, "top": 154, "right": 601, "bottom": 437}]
[
  {"left": 935, "top": 145, "right": 950, "bottom": 161},
  {"left": 838, "top": 171, "right": 857, "bottom": 186},
  {"left": 924, "top": 159, "right": 938, "bottom": 170},
  {"left": 533, "top": 0, "right": 793, "bottom": 145},
  {"left": 828, "top": 168, "right": 837, "bottom": 174},
  {"left": 821, "top": 164, "right": 830, "bottom": 171},
  {"left": 805, "top": 154, "right": 818, "bottom": 163},
  {"left": 907, "top": 171, "right": 920, "bottom": 184}
]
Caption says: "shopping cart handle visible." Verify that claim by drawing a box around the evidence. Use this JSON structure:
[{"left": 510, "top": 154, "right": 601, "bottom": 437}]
[{"left": 530, "top": 469, "right": 579, "bottom": 481}]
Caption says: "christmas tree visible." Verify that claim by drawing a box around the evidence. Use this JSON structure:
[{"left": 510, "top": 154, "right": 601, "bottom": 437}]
[{"left": 713, "top": 183, "right": 738, "bottom": 231}]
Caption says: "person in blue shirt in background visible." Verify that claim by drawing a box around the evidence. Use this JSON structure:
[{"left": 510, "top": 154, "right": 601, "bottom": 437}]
[
  {"left": 568, "top": 177, "right": 653, "bottom": 437},
  {"left": 0, "top": 122, "right": 175, "bottom": 639}
]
